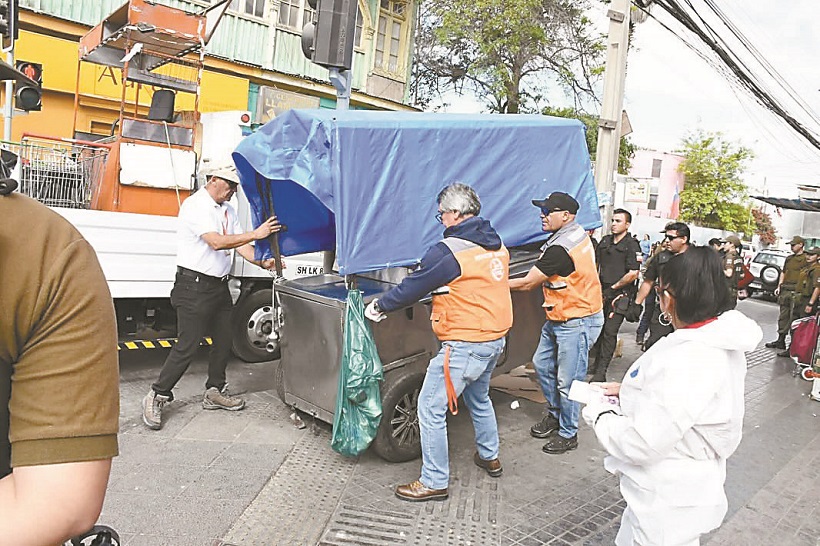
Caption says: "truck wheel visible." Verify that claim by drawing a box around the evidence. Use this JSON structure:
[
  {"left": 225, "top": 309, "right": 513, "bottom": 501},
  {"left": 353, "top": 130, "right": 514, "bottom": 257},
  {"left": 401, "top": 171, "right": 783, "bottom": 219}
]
[
  {"left": 232, "top": 288, "right": 280, "bottom": 363},
  {"left": 373, "top": 369, "right": 426, "bottom": 462}
]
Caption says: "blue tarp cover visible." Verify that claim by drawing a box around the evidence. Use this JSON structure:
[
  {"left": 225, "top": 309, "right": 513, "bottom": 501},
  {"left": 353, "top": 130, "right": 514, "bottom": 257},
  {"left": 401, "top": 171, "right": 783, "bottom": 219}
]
[{"left": 233, "top": 110, "right": 600, "bottom": 276}]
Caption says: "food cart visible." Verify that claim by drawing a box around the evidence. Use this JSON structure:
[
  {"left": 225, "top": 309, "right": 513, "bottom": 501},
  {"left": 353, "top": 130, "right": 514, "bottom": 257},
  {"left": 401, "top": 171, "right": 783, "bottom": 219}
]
[{"left": 233, "top": 110, "right": 601, "bottom": 461}]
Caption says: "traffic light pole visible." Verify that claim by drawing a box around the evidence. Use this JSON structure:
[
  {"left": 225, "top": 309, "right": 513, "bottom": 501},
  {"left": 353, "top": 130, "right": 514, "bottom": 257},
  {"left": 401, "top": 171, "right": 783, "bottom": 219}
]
[
  {"left": 329, "top": 68, "right": 351, "bottom": 110},
  {"left": 593, "top": 0, "right": 631, "bottom": 235},
  {"left": 3, "top": 50, "right": 12, "bottom": 141}
]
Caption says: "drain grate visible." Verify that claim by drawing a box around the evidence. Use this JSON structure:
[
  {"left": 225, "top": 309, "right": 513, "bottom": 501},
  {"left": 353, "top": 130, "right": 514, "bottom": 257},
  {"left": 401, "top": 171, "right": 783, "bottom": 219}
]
[{"left": 319, "top": 505, "right": 416, "bottom": 545}]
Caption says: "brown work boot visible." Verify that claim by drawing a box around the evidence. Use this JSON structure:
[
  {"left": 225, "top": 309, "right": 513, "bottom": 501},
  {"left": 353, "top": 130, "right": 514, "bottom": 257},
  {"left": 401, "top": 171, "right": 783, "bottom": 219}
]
[
  {"left": 203, "top": 385, "right": 245, "bottom": 411},
  {"left": 473, "top": 452, "right": 503, "bottom": 477},
  {"left": 395, "top": 480, "right": 448, "bottom": 502}
]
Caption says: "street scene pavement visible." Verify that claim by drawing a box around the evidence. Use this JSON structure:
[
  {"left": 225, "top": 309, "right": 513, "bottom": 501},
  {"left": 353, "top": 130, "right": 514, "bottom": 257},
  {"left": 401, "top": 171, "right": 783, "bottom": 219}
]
[{"left": 106, "top": 297, "right": 820, "bottom": 545}]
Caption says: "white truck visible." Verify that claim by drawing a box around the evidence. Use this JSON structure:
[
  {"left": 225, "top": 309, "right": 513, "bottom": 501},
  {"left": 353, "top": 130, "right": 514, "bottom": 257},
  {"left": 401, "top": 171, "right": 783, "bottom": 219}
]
[{"left": 13, "top": 111, "right": 323, "bottom": 362}]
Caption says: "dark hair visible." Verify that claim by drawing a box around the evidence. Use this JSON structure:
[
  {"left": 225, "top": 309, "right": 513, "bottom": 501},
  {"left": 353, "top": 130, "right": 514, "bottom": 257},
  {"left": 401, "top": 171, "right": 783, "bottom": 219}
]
[
  {"left": 612, "top": 208, "right": 632, "bottom": 224},
  {"left": 665, "top": 221, "right": 690, "bottom": 243},
  {"left": 659, "top": 246, "right": 732, "bottom": 324}
]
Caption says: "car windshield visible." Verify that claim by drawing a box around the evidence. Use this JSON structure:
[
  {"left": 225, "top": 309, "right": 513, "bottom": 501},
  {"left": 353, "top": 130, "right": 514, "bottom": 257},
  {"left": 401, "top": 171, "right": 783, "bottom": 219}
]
[{"left": 753, "top": 253, "right": 786, "bottom": 267}]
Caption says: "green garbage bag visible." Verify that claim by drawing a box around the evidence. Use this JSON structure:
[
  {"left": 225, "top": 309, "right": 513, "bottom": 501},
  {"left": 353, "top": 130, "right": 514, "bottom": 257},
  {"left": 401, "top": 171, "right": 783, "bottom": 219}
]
[{"left": 331, "top": 289, "right": 384, "bottom": 457}]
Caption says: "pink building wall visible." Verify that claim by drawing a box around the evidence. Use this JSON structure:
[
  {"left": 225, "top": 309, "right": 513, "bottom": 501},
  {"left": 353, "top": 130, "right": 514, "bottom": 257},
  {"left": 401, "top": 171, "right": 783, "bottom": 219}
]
[{"left": 627, "top": 150, "right": 685, "bottom": 219}]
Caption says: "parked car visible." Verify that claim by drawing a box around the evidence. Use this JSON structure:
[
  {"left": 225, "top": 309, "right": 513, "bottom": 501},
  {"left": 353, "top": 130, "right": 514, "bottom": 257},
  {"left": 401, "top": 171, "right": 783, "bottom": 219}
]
[{"left": 748, "top": 249, "right": 790, "bottom": 298}]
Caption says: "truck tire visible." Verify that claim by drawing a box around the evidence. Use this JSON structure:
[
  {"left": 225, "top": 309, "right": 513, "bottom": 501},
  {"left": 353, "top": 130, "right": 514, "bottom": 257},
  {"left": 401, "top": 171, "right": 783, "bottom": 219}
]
[
  {"left": 232, "top": 288, "right": 280, "bottom": 363},
  {"left": 373, "top": 369, "right": 426, "bottom": 462}
]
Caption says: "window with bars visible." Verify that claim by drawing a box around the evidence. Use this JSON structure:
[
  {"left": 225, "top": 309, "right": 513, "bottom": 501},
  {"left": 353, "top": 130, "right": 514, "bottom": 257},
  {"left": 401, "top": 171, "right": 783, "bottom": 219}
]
[{"left": 374, "top": 0, "right": 408, "bottom": 74}]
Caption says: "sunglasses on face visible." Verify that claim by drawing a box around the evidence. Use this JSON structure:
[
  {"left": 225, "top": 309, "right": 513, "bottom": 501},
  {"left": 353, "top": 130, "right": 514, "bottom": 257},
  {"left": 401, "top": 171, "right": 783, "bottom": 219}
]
[
  {"left": 664, "top": 234, "right": 683, "bottom": 241},
  {"left": 540, "top": 208, "right": 566, "bottom": 216}
]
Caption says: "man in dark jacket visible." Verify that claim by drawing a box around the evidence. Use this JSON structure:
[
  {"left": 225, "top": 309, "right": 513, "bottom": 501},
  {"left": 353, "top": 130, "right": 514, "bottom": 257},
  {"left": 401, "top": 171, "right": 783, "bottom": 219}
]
[
  {"left": 588, "top": 208, "right": 640, "bottom": 382},
  {"left": 365, "top": 183, "right": 512, "bottom": 502}
]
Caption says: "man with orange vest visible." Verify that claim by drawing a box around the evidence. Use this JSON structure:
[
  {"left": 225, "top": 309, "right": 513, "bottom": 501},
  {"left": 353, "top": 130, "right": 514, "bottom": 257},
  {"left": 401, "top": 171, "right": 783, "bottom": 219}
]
[
  {"left": 365, "top": 183, "right": 512, "bottom": 502},
  {"left": 510, "top": 192, "right": 604, "bottom": 454}
]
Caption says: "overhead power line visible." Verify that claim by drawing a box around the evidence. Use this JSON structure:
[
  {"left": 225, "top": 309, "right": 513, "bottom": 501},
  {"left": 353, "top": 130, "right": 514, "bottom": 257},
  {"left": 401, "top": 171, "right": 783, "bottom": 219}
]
[{"left": 637, "top": 0, "right": 820, "bottom": 152}]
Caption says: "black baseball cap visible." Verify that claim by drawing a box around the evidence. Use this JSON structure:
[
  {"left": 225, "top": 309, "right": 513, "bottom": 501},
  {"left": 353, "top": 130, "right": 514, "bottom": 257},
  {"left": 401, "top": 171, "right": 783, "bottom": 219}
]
[{"left": 532, "top": 192, "right": 579, "bottom": 214}]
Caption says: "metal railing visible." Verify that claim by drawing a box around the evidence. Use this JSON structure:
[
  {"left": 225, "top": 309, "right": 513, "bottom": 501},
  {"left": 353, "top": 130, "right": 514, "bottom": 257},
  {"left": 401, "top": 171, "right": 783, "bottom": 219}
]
[{"left": 6, "top": 135, "right": 111, "bottom": 209}]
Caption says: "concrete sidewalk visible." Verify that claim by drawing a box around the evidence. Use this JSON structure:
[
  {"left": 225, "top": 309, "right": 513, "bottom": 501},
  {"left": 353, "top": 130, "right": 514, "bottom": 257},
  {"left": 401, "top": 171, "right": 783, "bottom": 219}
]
[{"left": 106, "top": 298, "right": 820, "bottom": 545}]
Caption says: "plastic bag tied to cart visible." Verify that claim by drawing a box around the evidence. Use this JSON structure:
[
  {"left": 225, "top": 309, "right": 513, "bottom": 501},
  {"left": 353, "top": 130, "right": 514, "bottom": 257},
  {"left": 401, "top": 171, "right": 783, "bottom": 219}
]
[{"left": 331, "top": 289, "right": 384, "bottom": 457}]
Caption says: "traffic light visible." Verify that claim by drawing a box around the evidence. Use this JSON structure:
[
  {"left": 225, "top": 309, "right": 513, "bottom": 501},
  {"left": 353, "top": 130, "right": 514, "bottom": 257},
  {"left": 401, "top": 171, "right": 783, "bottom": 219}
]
[
  {"left": 15, "top": 61, "right": 41, "bottom": 111},
  {"left": 301, "top": 0, "right": 358, "bottom": 71},
  {"left": 0, "top": 0, "right": 18, "bottom": 51}
]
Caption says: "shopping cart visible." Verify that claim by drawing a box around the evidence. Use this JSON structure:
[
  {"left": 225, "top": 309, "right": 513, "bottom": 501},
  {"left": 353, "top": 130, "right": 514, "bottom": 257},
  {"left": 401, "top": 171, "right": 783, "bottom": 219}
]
[{"left": 16, "top": 135, "right": 110, "bottom": 209}]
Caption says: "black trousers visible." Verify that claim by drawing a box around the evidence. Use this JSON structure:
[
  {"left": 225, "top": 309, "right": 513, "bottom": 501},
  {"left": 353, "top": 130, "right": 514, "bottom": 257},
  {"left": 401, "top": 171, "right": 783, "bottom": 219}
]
[
  {"left": 153, "top": 272, "right": 233, "bottom": 398},
  {"left": 645, "top": 304, "right": 674, "bottom": 350},
  {"left": 589, "top": 299, "right": 626, "bottom": 377}
]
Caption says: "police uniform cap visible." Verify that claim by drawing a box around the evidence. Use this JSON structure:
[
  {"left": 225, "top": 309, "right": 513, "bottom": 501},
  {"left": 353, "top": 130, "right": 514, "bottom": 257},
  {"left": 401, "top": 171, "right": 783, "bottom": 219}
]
[
  {"left": 725, "top": 235, "right": 742, "bottom": 249},
  {"left": 790, "top": 236, "right": 806, "bottom": 246}
]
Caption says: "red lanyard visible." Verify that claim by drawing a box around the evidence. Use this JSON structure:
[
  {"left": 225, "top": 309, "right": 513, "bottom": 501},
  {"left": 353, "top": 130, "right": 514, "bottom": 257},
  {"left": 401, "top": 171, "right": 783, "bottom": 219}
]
[{"left": 681, "top": 317, "right": 718, "bottom": 329}]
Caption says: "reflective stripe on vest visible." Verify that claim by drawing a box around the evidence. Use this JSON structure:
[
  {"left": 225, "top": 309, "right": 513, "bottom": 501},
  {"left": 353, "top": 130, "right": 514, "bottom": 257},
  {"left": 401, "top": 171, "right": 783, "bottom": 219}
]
[
  {"left": 540, "top": 223, "right": 603, "bottom": 321},
  {"left": 430, "top": 238, "right": 513, "bottom": 342}
]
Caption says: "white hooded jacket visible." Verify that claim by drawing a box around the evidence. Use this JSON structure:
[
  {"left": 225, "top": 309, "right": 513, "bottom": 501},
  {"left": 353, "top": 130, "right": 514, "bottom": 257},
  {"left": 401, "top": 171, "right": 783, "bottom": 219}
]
[{"left": 592, "top": 310, "right": 762, "bottom": 544}]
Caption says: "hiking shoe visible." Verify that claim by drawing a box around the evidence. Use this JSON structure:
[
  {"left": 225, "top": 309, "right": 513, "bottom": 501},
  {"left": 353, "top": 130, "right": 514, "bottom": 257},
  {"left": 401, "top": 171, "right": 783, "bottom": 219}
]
[
  {"left": 203, "top": 385, "right": 245, "bottom": 411},
  {"left": 765, "top": 339, "right": 786, "bottom": 349},
  {"left": 142, "top": 389, "right": 170, "bottom": 430},
  {"left": 776, "top": 349, "right": 791, "bottom": 358},
  {"left": 530, "top": 414, "right": 560, "bottom": 439},
  {"left": 473, "top": 452, "right": 503, "bottom": 477},
  {"left": 635, "top": 333, "right": 645, "bottom": 344},
  {"left": 542, "top": 434, "right": 578, "bottom": 454}
]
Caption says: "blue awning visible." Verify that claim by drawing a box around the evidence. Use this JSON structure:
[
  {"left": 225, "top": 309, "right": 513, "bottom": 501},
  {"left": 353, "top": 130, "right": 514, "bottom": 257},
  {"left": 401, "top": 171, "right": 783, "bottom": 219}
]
[{"left": 233, "top": 110, "right": 600, "bottom": 275}]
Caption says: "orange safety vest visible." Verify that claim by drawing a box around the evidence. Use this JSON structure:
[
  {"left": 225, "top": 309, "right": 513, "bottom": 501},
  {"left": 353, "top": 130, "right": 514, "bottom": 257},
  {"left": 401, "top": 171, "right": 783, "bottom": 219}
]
[
  {"left": 430, "top": 238, "right": 513, "bottom": 342},
  {"left": 540, "top": 223, "right": 603, "bottom": 322}
]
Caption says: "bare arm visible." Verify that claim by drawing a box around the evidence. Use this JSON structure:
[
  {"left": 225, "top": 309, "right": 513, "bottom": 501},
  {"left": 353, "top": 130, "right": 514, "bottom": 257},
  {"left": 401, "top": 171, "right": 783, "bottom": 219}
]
[
  {"left": 634, "top": 277, "right": 654, "bottom": 306},
  {"left": 611, "top": 270, "right": 639, "bottom": 291},
  {"left": 0, "top": 459, "right": 112, "bottom": 546},
  {"left": 200, "top": 216, "right": 281, "bottom": 251},
  {"left": 509, "top": 266, "right": 548, "bottom": 292}
]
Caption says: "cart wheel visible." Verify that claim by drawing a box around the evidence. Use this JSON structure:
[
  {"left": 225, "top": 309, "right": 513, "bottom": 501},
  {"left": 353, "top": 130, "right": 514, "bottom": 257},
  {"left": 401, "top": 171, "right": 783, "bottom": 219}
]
[
  {"left": 272, "top": 357, "right": 286, "bottom": 402},
  {"left": 801, "top": 367, "right": 815, "bottom": 381},
  {"left": 373, "top": 369, "right": 426, "bottom": 462},
  {"left": 232, "top": 288, "right": 280, "bottom": 363}
]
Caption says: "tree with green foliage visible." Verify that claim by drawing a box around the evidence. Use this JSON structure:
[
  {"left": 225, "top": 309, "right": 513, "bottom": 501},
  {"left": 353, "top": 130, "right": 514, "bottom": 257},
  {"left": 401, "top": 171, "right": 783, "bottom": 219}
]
[
  {"left": 542, "top": 106, "right": 636, "bottom": 173},
  {"left": 751, "top": 208, "right": 777, "bottom": 245},
  {"left": 411, "top": 0, "right": 605, "bottom": 113},
  {"left": 677, "top": 131, "right": 753, "bottom": 231}
]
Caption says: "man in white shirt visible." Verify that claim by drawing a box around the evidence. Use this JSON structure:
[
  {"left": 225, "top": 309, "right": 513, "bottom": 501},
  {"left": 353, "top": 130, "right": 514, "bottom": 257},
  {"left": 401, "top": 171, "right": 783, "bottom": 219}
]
[{"left": 142, "top": 165, "right": 280, "bottom": 430}]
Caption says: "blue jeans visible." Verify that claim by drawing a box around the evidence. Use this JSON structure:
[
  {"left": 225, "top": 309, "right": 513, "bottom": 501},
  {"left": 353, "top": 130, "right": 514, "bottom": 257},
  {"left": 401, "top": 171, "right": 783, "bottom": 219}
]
[
  {"left": 532, "top": 311, "right": 604, "bottom": 439},
  {"left": 418, "top": 338, "right": 505, "bottom": 490}
]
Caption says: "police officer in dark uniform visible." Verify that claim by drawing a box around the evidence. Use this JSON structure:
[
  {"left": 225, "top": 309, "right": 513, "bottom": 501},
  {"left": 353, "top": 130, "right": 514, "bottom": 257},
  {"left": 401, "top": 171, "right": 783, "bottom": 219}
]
[
  {"left": 722, "top": 235, "right": 744, "bottom": 308},
  {"left": 588, "top": 208, "right": 640, "bottom": 382},
  {"left": 766, "top": 236, "right": 807, "bottom": 354},
  {"left": 634, "top": 222, "right": 691, "bottom": 350}
]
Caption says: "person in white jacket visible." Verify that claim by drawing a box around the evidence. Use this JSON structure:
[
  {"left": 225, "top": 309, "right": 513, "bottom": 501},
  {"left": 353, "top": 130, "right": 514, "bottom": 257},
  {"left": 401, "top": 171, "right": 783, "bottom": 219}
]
[{"left": 583, "top": 246, "right": 762, "bottom": 545}]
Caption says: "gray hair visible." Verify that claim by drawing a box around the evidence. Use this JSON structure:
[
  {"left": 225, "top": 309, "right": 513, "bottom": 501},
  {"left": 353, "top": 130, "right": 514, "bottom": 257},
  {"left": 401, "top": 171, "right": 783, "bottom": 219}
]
[{"left": 437, "top": 182, "right": 481, "bottom": 216}]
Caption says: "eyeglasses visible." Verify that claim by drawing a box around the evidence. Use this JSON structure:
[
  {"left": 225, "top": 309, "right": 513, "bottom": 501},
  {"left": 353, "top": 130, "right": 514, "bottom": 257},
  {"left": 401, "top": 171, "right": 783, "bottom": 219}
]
[
  {"left": 436, "top": 210, "right": 455, "bottom": 223},
  {"left": 664, "top": 234, "right": 683, "bottom": 241}
]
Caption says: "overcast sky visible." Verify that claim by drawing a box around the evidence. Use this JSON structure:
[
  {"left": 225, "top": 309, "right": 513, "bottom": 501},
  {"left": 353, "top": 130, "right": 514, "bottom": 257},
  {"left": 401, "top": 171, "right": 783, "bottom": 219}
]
[
  {"left": 624, "top": 0, "right": 820, "bottom": 198},
  {"left": 439, "top": 0, "right": 820, "bottom": 199}
]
